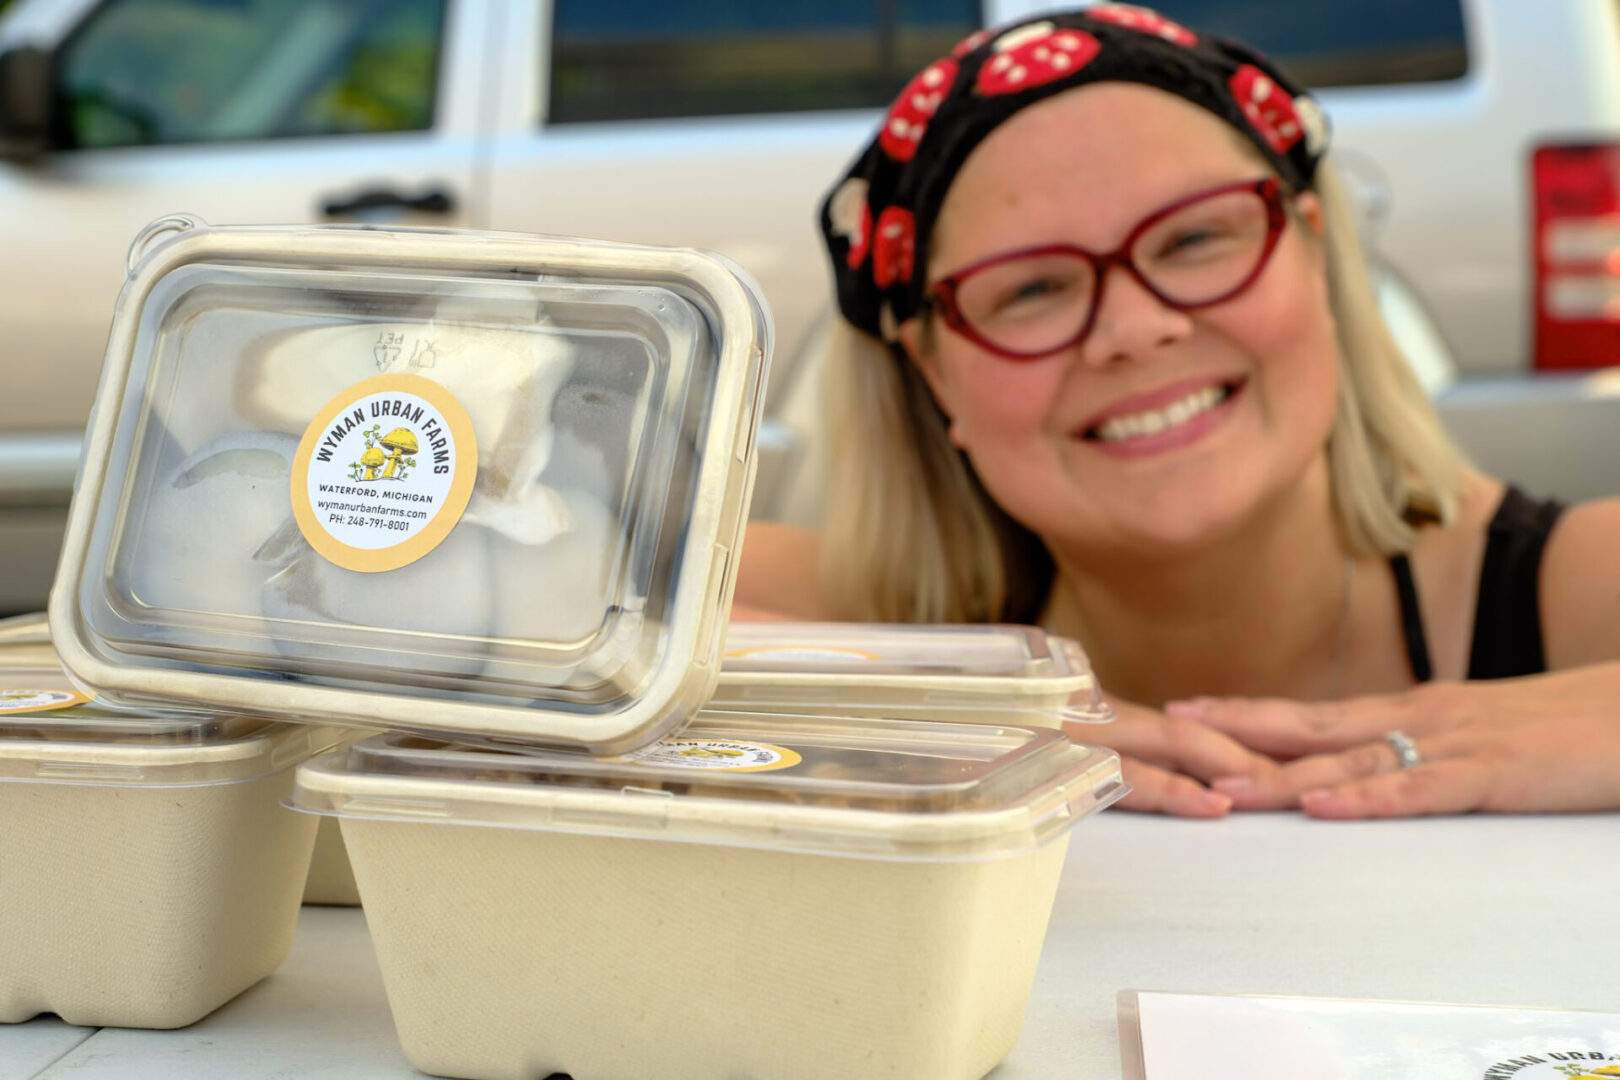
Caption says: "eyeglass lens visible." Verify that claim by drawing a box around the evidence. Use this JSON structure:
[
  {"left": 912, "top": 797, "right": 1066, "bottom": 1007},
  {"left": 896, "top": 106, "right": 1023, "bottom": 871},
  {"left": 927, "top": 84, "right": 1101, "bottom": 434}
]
[{"left": 950, "top": 187, "right": 1273, "bottom": 356}]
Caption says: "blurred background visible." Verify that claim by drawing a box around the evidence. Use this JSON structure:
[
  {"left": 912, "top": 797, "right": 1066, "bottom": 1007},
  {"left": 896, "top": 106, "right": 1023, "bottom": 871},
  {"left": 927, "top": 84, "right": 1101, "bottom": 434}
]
[{"left": 1, "top": 0, "right": 1618, "bottom": 615}]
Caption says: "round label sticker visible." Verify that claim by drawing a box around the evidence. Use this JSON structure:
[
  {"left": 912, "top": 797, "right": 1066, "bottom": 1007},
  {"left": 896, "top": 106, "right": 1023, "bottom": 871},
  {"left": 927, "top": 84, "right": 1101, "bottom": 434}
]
[
  {"left": 290, "top": 373, "right": 478, "bottom": 573},
  {"left": 619, "top": 739, "right": 802, "bottom": 772},
  {"left": 724, "top": 646, "right": 881, "bottom": 663},
  {"left": 0, "top": 689, "right": 92, "bottom": 714}
]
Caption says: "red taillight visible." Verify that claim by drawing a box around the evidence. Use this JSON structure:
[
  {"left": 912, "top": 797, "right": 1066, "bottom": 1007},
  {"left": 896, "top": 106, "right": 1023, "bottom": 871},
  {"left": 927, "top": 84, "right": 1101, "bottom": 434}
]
[{"left": 1533, "top": 144, "right": 1620, "bottom": 370}]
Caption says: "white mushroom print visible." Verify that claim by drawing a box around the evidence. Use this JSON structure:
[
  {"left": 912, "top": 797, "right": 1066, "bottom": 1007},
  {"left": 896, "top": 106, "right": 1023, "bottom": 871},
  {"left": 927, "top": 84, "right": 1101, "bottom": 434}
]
[
  {"left": 871, "top": 207, "right": 916, "bottom": 289},
  {"left": 1294, "top": 94, "right": 1330, "bottom": 156},
  {"left": 827, "top": 177, "right": 873, "bottom": 270},
  {"left": 1085, "top": 4, "right": 1197, "bottom": 45},
  {"left": 880, "top": 58, "right": 959, "bottom": 162},
  {"left": 977, "top": 22, "right": 1101, "bottom": 96},
  {"left": 1229, "top": 64, "right": 1306, "bottom": 154}
]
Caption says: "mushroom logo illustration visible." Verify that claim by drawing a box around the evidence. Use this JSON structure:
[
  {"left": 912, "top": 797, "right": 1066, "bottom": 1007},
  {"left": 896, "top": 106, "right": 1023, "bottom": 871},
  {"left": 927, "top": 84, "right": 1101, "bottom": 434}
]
[
  {"left": 379, "top": 427, "right": 418, "bottom": 479},
  {"left": 1557, "top": 1065, "right": 1620, "bottom": 1078},
  {"left": 348, "top": 424, "right": 419, "bottom": 482}
]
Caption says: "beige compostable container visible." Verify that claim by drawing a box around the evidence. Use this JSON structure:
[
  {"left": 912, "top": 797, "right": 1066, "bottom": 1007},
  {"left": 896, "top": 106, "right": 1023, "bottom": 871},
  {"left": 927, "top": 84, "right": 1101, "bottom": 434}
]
[
  {"left": 1, "top": 616, "right": 361, "bottom": 906},
  {"left": 291, "top": 714, "right": 1126, "bottom": 1080},
  {"left": 48, "top": 215, "right": 771, "bottom": 755},
  {"left": 0, "top": 694, "right": 342, "bottom": 1028},
  {"left": 713, "top": 621, "right": 1115, "bottom": 727}
]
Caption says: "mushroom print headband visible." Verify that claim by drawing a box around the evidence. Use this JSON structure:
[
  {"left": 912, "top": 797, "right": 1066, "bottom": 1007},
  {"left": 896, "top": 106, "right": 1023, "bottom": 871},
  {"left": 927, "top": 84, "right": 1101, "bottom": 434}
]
[{"left": 821, "top": 3, "right": 1329, "bottom": 342}]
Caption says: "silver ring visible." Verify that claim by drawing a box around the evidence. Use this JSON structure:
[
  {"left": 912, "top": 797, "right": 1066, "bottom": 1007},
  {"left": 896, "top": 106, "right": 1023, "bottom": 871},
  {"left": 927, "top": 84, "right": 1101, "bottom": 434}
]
[{"left": 1384, "top": 730, "right": 1423, "bottom": 770}]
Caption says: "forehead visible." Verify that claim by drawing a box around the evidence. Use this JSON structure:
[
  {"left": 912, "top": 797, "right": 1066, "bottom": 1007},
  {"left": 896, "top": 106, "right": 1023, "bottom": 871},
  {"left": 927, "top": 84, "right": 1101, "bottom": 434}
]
[{"left": 932, "top": 83, "right": 1264, "bottom": 263}]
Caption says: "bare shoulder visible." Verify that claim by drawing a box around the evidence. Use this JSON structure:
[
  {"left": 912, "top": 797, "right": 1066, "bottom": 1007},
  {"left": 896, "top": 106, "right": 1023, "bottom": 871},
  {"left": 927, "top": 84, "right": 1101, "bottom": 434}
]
[
  {"left": 732, "top": 521, "right": 829, "bottom": 620},
  {"left": 1541, "top": 494, "right": 1620, "bottom": 667}
]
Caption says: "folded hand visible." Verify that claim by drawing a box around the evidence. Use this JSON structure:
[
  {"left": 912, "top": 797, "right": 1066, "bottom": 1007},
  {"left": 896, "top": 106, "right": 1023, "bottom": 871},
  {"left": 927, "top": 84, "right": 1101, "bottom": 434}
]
[{"left": 1166, "top": 664, "right": 1620, "bottom": 817}]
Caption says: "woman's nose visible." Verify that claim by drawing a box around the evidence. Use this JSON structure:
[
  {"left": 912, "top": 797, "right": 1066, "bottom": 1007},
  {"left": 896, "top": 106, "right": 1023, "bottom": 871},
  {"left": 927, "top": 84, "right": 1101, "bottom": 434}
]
[{"left": 1076, "top": 264, "right": 1195, "bottom": 367}]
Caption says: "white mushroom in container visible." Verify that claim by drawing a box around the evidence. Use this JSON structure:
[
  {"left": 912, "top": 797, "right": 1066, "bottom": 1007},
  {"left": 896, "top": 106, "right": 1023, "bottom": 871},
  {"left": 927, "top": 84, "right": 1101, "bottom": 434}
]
[{"left": 123, "top": 431, "right": 299, "bottom": 650}]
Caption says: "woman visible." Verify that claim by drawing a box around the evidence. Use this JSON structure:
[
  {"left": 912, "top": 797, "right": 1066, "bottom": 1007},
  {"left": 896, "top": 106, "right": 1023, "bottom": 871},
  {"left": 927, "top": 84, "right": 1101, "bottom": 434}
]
[{"left": 735, "top": 5, "right": 1620, "bottom": 818}]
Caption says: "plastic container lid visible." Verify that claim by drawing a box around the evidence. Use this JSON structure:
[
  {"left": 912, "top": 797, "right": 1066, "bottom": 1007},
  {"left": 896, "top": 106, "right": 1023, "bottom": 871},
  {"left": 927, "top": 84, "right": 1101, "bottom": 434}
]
[
  {"left": 0, "top": 691, "right": 344, "bottom": 787},
  {"left": 712, "top": 622, "right": 1115, "bottom": 724},
  {"left": 0, "top": 612, "right": 58, "bottom": 675},
  {"left": 49, "top": 216, "right": 772, "bottom": 755},
  {"left": 291, "top": 713, "right": 1127, "bottom": 862}
]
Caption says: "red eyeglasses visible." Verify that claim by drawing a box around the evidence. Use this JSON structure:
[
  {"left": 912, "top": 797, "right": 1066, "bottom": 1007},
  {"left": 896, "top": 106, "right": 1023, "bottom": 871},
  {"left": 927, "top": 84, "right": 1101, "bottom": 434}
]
[{"left": 925, "top": 177, "right": 1290, "bottom": 360}]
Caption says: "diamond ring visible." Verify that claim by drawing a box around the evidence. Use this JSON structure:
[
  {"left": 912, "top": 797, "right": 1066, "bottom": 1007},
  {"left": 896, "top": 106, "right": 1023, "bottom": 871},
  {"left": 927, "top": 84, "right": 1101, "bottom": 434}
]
[{"left": 1384, "top": 730, "right": 1423, "bottom": 770}]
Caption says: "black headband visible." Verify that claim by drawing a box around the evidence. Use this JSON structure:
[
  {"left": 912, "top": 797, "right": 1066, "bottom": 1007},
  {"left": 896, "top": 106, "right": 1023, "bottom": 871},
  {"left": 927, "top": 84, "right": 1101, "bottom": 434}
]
[{"left": 820, "top": 4, "right": 1329, "bottom": 341}]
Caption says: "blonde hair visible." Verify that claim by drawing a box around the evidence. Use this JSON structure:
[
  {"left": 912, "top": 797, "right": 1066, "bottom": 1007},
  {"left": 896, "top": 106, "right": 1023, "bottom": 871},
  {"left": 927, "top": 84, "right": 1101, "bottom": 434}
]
[{"left": 817, "top": 156, "right": 1469, "bottom": 624}]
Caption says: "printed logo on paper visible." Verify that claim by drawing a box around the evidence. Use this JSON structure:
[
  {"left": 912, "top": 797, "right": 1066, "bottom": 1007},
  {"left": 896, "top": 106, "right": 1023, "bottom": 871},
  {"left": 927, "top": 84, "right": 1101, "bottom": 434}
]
[
  {"left": 0, "top": 689, "right": 91, "bottom": 714},
  {"left": 1482, "top": 1053, "right": 1620, "bottom": 1079},
  {"left": 724, "top": 646, "right": 882, "bottom": 663},
  {"left": 619, "top": 739, "right": 802, "bottom": 772},
  {"left": 290, "top": 373, "right": 477, "bottom": 573}
]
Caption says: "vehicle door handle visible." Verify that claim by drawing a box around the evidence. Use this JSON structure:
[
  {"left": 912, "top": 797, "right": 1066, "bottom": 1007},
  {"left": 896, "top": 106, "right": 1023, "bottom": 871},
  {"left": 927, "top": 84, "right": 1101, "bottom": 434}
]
[{"left": 321, "top": 187, "right": 456, "bottom": 218}]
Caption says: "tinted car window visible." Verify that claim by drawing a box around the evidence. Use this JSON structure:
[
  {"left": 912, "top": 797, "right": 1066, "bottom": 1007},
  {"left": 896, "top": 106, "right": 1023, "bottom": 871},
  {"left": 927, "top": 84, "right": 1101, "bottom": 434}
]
[
  {"left": 549, "top": 0, "right": 982, "bottom": 123},
  {"left": 1149, "top": 0, "right": 1467, "bottom": 86},
  {"left": 56, "top": 0, "right": 445, "bottom": 149}
]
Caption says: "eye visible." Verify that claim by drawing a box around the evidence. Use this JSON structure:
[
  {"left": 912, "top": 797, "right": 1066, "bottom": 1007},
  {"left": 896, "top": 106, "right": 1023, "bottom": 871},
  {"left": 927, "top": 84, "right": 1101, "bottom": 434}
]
[{"left": 1153, "top": 225, "right": 1231, "bottom": 259}]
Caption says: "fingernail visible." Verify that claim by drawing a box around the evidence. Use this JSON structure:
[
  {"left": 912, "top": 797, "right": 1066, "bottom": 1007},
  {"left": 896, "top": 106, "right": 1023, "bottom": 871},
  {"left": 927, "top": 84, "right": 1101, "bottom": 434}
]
[
  {"left": 1211, "top": 776, "right": 1253, "bottom": 795},
  {"left": 1299, "top": 789, "right": 1335, "bottom": 810},
  {"left": 1165, "top": 698, "right": 1212, "bottom": 719},
  {"left": 1200, "top": 789, "right": 1233, "bottom": 815}
]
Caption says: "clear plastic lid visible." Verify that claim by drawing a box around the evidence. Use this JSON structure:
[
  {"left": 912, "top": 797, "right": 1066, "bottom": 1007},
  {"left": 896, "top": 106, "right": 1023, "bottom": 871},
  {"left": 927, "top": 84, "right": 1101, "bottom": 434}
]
[
  {"left": 713, "top": 623, "right": 1114, "bottom": 724},
  {"left": 0, "top": 692, "right": 344, "bottom": 787},
  {"left": 291, "top": 713, "right": 1127, "bottom": 861},
  {"left": 49, "top": 216, "right": 772, "bottom": 755},
  {"left": 0, "top": 611, "right": 50, "bottom": 647},
  {"left": 0, "top": 611, "right": 59, "bottom": 674}
]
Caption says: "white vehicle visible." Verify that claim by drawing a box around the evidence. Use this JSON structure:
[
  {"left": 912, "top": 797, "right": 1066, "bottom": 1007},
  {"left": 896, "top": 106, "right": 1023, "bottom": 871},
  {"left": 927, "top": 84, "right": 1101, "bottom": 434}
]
[{"left": 1, "top": 0, "right": 1618, "bottom": 612}]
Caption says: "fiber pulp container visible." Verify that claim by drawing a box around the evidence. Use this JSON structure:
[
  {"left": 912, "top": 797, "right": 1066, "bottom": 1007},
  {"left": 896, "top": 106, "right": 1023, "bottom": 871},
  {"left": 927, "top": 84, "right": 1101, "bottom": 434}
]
[
  {"left": 48, "top": 215, "right": 773, "bottom": 755},
  {"left": 1, "top": 612, "right": 360, "bottom": 906},
  {"left": 713, "top": 621, "right": 1115, "bottom": 728},
  {"left": 292, "top": 713, "right": 1126, "bottom": 1080},
  {"left": 0, "top": 688, "right": 342, "bottom": 1028}
]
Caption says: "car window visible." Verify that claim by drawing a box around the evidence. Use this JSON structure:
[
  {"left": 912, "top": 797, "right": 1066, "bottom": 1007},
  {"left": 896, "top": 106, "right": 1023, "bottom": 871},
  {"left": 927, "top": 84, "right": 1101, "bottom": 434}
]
[
  {"left": 55, "top": 0, "right": 445, "bottom": 149},
  {"left": 549, "top": 0, "right": 983, "bottom": 124},
  {"left": 1147, "top": 0, "right": 1467, "bottom": 87}
]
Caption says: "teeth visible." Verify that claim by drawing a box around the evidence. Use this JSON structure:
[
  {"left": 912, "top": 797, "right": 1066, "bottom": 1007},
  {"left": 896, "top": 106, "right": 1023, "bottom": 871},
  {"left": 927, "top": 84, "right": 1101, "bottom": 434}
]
[{"left": 1094, "top": 385, "right": 1226, "bottom": 443}]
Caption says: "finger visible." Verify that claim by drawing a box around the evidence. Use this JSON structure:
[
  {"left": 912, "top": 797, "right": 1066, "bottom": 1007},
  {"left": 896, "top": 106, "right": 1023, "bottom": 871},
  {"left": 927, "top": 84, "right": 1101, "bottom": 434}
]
[
  {"left": 1113, "top": 756, "right": 1233, "bottom": 819},
  {"left": 1297, "top": 758, "right": 1495, "bottom": 818},
  {"left": 1165, "top": 694, "right": 1422, "bottom": 758},
  {"left": 1092, "top": 711, "right": 1274, "bottom": 782},
  {"left": 1210, "top": 739, "right": 1407, "bottom": 810}
]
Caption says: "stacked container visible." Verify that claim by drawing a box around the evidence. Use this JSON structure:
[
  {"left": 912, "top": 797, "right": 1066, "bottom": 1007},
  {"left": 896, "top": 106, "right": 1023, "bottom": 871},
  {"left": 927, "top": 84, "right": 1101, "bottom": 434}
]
[
  {"left": 714, "top": 620, "right": 1116, "bottom": 728},
  {"left": 293, "top": 715, "right": 1123, "bottom": 1080},
  {"left": 42, "top": 214, "right": 1124, "bottom": 1078},
  {"left": 0, "top": 678, "right": 341, "bottom": 1027}
]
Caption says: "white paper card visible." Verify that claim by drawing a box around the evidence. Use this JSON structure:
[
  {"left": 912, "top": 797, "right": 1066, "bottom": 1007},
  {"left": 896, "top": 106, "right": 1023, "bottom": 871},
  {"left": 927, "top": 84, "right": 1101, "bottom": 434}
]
[{"left": 1119, "top": 990, "right": 1620, "bottom": 1080}]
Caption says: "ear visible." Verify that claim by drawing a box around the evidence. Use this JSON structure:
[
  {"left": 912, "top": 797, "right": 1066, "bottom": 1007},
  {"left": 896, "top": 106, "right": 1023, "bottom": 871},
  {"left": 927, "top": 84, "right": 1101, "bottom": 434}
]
[
  {"left": 897, "top": 317, "right": 969, "bottom": 447},
  {"left": 1294, "top": 190, "right": 1326, "bottom": 237},
  {"left": 898, "top": 317, "right": 951, "bottom": 417}
]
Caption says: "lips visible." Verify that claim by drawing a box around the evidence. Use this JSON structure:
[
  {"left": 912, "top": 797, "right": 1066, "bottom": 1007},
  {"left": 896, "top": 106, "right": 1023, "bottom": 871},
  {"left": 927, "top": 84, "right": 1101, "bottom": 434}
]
[{"left": 1078, "top": 376, "right": 1245, "bottom": 443}]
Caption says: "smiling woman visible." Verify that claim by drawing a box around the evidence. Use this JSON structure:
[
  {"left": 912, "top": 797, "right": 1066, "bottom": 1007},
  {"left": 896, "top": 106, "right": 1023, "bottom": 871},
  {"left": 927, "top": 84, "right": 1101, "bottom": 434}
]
[{"left": 735, "top": 3, "right": 1620, "bottom": 821}]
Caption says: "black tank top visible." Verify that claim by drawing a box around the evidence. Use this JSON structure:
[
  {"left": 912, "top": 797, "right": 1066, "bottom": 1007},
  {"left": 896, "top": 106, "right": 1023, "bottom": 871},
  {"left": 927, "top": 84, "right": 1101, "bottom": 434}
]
[{"left": 1388, "top": 486, "right": 1564, "bottom": 681}]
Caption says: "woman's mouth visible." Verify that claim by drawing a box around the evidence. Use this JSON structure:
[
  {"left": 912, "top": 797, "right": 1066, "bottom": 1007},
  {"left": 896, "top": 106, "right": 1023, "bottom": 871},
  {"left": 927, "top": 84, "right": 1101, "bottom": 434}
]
[{"left": 1083, "top": 381, "right": 1240, "bottom": 444}]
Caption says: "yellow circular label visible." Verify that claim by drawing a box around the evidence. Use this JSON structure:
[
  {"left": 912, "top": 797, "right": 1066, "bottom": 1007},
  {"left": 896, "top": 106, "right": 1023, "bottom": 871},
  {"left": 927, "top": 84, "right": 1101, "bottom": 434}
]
[
  {"left": 290, "top": 373, "right": 478, "bottom": 573},
  {"left": 617, "top": 739, "right": 802, "bottom": 772},
  {"left": 0, "top": 689, "right": 92, "bottom": 714}
]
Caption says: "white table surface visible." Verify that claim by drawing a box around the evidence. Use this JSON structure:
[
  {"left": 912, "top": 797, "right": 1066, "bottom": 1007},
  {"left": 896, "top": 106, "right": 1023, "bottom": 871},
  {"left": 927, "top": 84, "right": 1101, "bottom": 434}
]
[{"left": 7, "top": 811, "right": 1619, "bottom": 1079}]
